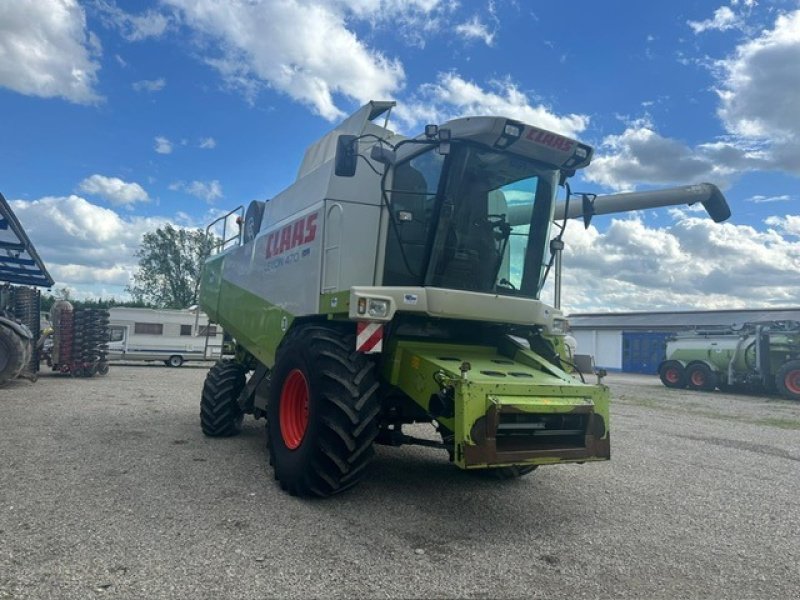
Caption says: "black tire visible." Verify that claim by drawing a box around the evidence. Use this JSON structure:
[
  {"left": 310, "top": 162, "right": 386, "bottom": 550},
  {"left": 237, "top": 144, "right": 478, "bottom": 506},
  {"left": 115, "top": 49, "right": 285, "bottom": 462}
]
[
  {"left": 775, "top": 360, "right": 800, "bottom": 401},
  {"left": 243, "top": 200, "right": 265, "bottom": 244},
  {"left": 267, "top": 324, "right": 380, "bottom": 497},
  {"left": 97, "top": 362, "right": 110, "bottom": 376},
  {"left": 473, "top": 465, "right": 538, "bottom": 480},
  {"left": 201, "top": 361, "right": 247, "bottom": 437},
  {"left": 686, "top": 363, "right": 717, "bottom": 391},
  {"left": 167, "top": 355, "right": 184, "bottom": 368},
  {"left": 659, "top": 360, "right": 686, "bottom": 389},
  {"left": 0, "top": 325, "right": 28, "bottom": 385}
]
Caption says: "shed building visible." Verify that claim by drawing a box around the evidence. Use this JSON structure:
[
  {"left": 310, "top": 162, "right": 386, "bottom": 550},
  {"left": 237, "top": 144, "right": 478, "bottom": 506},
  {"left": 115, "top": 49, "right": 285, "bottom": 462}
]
[{"left": 568, "top": 308, "right": 800, "bottom": 374}]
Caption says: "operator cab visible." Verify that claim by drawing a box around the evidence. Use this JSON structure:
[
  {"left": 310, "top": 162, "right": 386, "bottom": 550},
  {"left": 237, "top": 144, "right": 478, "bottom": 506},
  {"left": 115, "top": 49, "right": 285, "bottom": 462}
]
[{"left": 337, "top": 116, "right": 593, "bottom": 300}]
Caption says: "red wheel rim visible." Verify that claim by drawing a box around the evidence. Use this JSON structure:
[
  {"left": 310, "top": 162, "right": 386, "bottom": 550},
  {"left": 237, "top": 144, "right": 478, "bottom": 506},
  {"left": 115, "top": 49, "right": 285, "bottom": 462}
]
[
  {"left": 279, "top": 369, "right": 309, "bottom": 449},
  {"left": 665, "top": 368, "right": 680, "bottom": 384},
  {"left": 691, "top": 370, "right": 705, "bottom": 386},
  {"left": 785, "top": 370, "right": 800, "bottom": 395}
]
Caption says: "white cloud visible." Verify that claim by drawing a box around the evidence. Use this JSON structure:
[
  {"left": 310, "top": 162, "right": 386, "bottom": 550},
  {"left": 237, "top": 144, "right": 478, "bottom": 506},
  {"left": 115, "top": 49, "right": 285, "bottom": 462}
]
[
  {"left": 154, "top": 136, "right": 173, "bottom": 154},
  {"left": 688, "top": 6, "right": 742, "bottom": 34},
  {"left": 8, "top": 194, "right": 225, "bottom": 299},
  {"left": 94, "top": 1, "right": 173, "bottom": 41},
  {"left": 455, "top": 15, "right": 495, "bottom": 46},
  {"left": 78, "top": 174, "right": 150, "bottom": 207},
  {"left": 747, "top": 194, "right": 792, "bottom": 203},
  {"left": 163, "top": 0, "right": 417, "bottom": 120},
  {"left": 398, "top": 73, "right": 589, "bottom": 137},
  {"left": 199, "top": 137, "right": 217, "bottom": 149},
  {"left": 9, "top": 195, "right": 168, "bottom": 291},
  {"left": 715, "top": 10, "right": 800, "bottom": 154},
  {"left": 132, "top": 78, "right": 166, "bottom": 92},
  {"left": 0, "top": 0, "right": 101, "bottom": 104},
  {"left": 552, "top": 212, "right": 800, "bottom": 312},
  {"left": 169, "top": 180, "right": 223, "bottom": 203},
  {"left": 583, "top": 118, "right": 773, "bottom": 191}
]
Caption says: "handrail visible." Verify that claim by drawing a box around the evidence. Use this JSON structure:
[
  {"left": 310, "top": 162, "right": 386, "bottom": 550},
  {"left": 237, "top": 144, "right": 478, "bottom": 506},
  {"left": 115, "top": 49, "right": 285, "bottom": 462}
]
[{"left": 206, "top": 205, "right": 244, "bottom": 254}]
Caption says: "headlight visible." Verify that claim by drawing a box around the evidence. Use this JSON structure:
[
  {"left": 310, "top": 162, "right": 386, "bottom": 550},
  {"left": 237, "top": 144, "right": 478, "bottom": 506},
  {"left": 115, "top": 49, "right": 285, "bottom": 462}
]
[
  {"left": 367, "top": 299, "right": 390, "bottom": 318},
  {"left": 551, "top": 318, "right": 569, "bottom": 335}
]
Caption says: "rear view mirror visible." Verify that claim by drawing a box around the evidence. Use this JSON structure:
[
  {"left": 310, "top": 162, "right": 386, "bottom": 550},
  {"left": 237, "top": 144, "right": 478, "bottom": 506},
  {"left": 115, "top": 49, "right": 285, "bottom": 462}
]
[{"left": 334, "top": 135, "right": 358, "bottom": 177}]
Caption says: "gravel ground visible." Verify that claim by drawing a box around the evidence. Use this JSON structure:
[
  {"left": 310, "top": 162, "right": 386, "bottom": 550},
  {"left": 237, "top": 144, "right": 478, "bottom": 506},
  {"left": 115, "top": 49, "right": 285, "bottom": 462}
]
[{"left": 1, "top": 366, "right": 799, "bottom": 599}]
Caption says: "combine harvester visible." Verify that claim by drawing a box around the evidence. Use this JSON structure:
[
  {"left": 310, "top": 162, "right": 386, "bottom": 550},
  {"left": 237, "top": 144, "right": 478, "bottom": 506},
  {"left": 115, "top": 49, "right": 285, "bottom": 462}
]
[
  {"left": 659, "top": 321, "right": 800, "bottom": 400},
  {"left": 0, "top": 192, "right": 53, "bottom": 386},
  {"left": 198, "top": 101, "right": 732, "bottom": 496}
]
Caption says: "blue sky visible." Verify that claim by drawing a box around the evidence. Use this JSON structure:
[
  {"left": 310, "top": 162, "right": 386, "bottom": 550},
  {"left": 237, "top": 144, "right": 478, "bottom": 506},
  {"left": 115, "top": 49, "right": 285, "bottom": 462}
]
[{"left": 1, "top": 0, "right": 798, "bottom": 312}]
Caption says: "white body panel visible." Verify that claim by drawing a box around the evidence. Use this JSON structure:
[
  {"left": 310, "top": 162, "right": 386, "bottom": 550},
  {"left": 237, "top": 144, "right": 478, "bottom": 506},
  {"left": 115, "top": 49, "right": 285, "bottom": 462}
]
[
  {"left": 572, "top": 330, "right": 623, "bottom": 370},
  {"left": 106, "top": 308, "right": 222, "bottom": 363},
  {"left": 223, "top": 203, "right": 326, "bottom": 316}
]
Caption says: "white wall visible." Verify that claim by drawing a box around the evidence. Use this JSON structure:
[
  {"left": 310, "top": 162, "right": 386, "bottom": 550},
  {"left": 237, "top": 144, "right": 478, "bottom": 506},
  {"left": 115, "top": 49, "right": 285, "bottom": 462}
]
[{"left": 572, "top": 330, "right": 623, "bottom": 370}]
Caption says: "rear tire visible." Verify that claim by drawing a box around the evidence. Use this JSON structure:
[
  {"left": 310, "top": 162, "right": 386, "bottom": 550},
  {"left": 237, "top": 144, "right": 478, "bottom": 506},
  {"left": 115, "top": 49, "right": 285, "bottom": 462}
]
[
  {"left": 775, "top": 360, "right": 800, "bottom": 401},
  {"left": 201, "top": 361, "right": 247, "bottom": 436},
  {"left": 267, "top": 324, "right": 380, "bottom": 497},
  {"left": 0, "top": 326, "right": 28, "bottom": 386},
  {"left": 686, "top": 363, "right": 717, "bottom": 391},
  {"left": 658, "top": 361, "right": 686, "bottom": 389}
]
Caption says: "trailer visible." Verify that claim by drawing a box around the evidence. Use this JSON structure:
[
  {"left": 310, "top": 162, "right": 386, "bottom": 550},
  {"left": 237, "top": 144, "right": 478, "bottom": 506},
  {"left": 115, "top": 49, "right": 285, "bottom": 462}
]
[
  {"left": 658, "top": 320, "right": 800, "bottom": 400},
  {"left": 107, "top": 307, "right": 223, "bottom": 367}
]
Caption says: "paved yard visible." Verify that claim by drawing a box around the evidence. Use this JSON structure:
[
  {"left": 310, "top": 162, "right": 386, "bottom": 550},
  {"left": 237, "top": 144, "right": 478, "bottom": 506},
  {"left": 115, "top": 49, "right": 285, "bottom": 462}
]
[{"left": 1, "top": 366, "right": 798, "bottom": 599}]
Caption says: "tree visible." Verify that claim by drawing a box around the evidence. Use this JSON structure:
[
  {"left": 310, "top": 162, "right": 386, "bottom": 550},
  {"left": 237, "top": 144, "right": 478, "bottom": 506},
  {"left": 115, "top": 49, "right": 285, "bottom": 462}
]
[{"left": 128, "top": 225, "right": 217, "bottom": 309}]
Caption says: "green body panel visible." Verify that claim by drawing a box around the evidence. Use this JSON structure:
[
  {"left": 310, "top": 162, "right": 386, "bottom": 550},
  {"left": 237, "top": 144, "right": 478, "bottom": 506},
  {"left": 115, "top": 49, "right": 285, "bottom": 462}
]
[
  {"left": 384, "top": 339, "right": 610, "bottom": 469},
  {"left": 200, "top": 254, "right": 293, "bottom": 368}
]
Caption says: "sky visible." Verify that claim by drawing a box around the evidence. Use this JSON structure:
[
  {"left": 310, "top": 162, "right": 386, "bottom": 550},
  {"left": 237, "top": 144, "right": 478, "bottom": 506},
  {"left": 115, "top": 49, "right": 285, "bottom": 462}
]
[{"left": 1, "top": 0, "right": 799, "bottom": 314}]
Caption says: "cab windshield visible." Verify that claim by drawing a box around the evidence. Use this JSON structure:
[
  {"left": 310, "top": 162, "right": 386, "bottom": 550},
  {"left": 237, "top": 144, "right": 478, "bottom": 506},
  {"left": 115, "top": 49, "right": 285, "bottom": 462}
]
[{"left": 383, "top": 144, "right": 558, "bottom": 298}]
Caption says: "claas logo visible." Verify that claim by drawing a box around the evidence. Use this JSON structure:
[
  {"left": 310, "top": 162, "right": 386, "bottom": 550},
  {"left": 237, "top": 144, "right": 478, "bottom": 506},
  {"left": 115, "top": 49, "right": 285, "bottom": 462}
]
[{"left": 265, "top": 213, "right": 318, "bottom": 259}]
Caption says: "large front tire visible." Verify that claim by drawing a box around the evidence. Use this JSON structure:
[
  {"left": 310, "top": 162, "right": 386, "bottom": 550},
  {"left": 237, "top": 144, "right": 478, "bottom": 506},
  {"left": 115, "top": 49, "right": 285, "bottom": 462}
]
[
  {"left": 200, "top": 361, "right": 246, "bottom": 437},
  {"left": 267, "top": 324, "right": 380, "bottom": 497},
  {"left": 776, "top": 360, "right": 800, "bottom": 401}
]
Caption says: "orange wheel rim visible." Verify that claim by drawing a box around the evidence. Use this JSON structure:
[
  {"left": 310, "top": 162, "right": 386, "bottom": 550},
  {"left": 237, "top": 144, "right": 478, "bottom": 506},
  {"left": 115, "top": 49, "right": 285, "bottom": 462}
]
[{"left": 279, "top": 369, "right": 309, "bottom": 449}]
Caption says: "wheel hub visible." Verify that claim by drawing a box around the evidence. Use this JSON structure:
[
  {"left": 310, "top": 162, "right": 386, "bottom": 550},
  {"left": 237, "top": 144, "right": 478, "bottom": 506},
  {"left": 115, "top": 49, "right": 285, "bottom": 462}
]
[{"left": 279, "top": 369, "right": 309, "bottom": 449}]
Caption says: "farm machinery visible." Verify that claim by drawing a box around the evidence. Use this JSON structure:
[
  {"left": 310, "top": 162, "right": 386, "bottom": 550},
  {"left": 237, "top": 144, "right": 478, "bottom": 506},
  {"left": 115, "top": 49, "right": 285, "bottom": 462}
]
[
  {"left": 199, "top": 101, "right": 731, "bottom": 496},
  {"left": 43, "top": 301, "right": 110, "bottom": 377},
  {"left": 658, "top": 321, "right": 800, "bottom": 400},
  {"left": 0, "top": 193, "right": 53, "bottom": 386}
]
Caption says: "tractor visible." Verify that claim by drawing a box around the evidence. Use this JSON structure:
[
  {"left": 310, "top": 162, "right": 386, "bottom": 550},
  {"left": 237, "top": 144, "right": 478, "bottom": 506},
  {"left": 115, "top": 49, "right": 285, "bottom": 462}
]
[{"left": 199, "top": 101, "right": 731, "bottom": 497}]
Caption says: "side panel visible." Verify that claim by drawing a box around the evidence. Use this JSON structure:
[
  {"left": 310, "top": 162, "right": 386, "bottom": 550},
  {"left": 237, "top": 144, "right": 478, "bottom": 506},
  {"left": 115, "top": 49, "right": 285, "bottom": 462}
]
[
  {"left": 223, "top": 202, "right": 324, "bottom": 317},
  {"left": 323, "top": 200, "right": 381, "bottom": 292}
]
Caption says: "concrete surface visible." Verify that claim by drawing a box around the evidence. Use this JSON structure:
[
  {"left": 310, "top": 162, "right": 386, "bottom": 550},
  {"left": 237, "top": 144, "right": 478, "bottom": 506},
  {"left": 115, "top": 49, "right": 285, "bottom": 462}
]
[{"left": 1, "top": 367, "right": 798, "bottom": 599}]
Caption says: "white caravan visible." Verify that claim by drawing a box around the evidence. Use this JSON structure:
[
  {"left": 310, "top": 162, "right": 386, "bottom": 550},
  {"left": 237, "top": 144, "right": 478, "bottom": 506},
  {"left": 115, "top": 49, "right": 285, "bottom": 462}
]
[{"left": 107, "top": 307, "right": 223, "bottom": 367}]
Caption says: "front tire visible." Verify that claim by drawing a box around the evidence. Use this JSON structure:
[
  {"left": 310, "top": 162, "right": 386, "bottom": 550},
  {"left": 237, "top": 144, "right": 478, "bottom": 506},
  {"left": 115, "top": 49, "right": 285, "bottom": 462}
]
[
  {"left": 267, "top": 324, "right": 380, "bottom": 497},
  {"left": 775, "top": 360, "right": 800, "bottom": 401},
  {"left": 201, "top": 361, "right": 246, "bottom": 437}
]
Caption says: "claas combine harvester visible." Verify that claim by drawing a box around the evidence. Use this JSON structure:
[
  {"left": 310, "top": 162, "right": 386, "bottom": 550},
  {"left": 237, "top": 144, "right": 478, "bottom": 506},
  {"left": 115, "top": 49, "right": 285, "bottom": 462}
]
[{"left": 199, "top": 101, "right": 731, "bottom": 497}]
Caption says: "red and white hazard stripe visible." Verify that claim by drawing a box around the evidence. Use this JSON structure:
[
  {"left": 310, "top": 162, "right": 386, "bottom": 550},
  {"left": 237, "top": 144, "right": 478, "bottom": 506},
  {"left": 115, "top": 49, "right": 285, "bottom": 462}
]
[{"left": 356, "top": 321, "right": 383, "bottom": 353}]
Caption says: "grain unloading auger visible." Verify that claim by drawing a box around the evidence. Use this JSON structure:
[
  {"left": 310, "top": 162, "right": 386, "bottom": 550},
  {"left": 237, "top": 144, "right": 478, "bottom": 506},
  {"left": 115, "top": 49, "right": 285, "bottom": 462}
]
[{"left": 199, "top": 101, "right": 730, "bottom": 497}]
